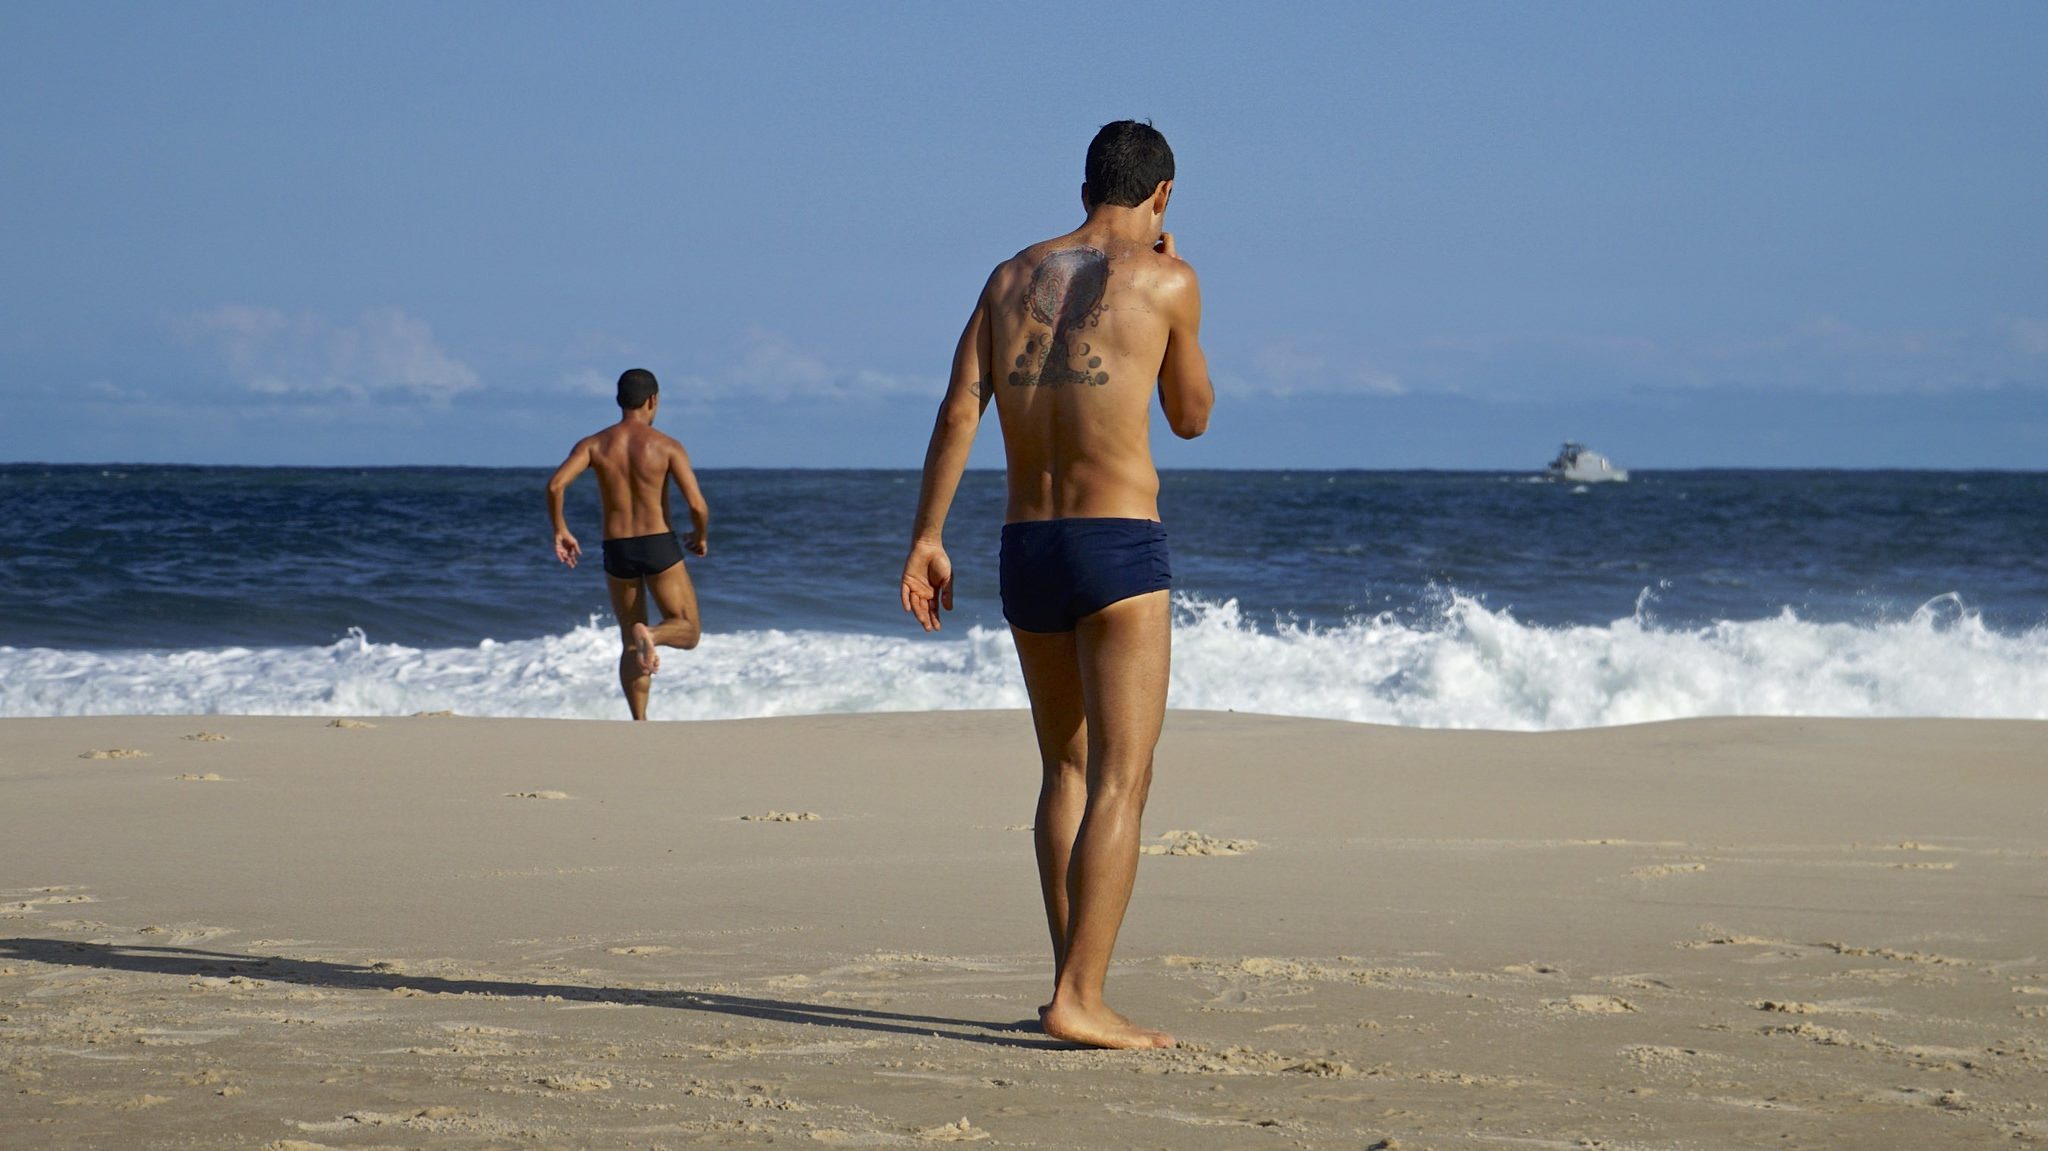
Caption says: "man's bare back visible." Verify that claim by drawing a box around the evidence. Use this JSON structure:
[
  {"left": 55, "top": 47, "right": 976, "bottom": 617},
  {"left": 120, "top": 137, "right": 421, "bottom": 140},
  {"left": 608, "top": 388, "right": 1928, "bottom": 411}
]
[
  {"left": 547, "top": 368, "right": 709, "bottom": 721},
  {"left": 580, "top": 423, "right": 701, "bottom": 542},
  {"left": 901, "top": 122, "right": 1213, "bottom": 1050},
  {"left": 983, "top": 230, "right": 1210, "bottom": 523}
]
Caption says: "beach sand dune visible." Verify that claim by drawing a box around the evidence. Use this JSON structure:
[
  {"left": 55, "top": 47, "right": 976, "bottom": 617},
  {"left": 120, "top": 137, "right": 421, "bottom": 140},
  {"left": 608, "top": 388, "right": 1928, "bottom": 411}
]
[{"left": 2, "top": 711, "right": 2043, "bottom": 1148}]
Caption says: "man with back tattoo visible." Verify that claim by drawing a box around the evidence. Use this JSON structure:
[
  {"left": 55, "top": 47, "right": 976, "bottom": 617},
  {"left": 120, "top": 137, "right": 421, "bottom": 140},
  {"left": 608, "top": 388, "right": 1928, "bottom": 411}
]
[
  {"left": 546, "top": 368, "right": 710, "bottom": 721},
  {"left": 900, "top": 120, "right": 1214, "bottom": 1049}
]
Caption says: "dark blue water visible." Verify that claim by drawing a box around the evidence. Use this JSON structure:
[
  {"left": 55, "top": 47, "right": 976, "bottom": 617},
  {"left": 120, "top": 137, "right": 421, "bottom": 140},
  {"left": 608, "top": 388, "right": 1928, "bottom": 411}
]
[{"left": 2, "top": 465, "right": 2043, "bottom": 651}]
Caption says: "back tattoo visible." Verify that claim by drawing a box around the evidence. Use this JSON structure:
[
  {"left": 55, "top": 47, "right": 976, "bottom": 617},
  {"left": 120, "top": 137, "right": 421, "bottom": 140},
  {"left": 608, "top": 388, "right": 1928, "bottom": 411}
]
[{"left": 1009, "top": 247, "right": 1112, "bottom": 389}]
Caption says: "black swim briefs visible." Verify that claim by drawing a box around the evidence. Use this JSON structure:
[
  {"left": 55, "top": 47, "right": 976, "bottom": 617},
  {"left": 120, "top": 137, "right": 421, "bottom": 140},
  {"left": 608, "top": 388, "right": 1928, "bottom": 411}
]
[
  {"left": 998, "top": 518, "right": 1172, "bottom": 634},
  {"left": 601, "top": 532, "right": 684, "bottom": 580}
]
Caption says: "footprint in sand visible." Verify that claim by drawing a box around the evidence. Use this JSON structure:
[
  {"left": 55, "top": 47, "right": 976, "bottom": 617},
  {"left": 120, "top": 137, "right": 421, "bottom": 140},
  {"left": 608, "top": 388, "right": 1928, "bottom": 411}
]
[
  {"left": 435, "top": 1022, "right": 527, "bottom": 1037},
  {"left": 327, "top": 718, "right": 376, "bottom": 729},
  {"left": 3, "top": 888, "right": 96, "bottom": 913},
  {"left": 1141, "top": 829, "right": 1256, "bottom": 856},
  {"left": 505, "top": 790, "right": 572, "bottom": 800},
  {"left": 1235, "top": 957, "right": 1331, "bottom": 980},
  {"left": 741, "top": 811, "right": 821, "bottom": 822},
  {"left": 1628, "top": 862, "right": 1708, "bottom": 879},
  {"left": 1624, "top": 1044, "right": 1717, "bottom": 1069},
  {"left": 183, "top": 731, "right": 230, "bottom": 742},
  {"left": 80, "top": 748, "right": 148, "bottom": 759},
  {"left": 1286, "top": 1058, "right": 1359, "bottom": 1077},
  {"left": 607, "top": 945, "right": 674, "bottom": 956},
  {"left": 1548, "top": 994, "right": 1638, "bottom": 1014},
  {"left": 1764, "top": 1021, "right": 1863, "bottom": 1047},
  {"left": 172, "top": 772, "right": 229, "bottom": 782},
  {"left": 914, "top": 1118, "right": 991, "bottom": 1142},
  {"left": 3, "top": 887, "right": 96, "bottom": 914},
  {"left": 139, "top": 923, "right": 234, "bottom": 943}
]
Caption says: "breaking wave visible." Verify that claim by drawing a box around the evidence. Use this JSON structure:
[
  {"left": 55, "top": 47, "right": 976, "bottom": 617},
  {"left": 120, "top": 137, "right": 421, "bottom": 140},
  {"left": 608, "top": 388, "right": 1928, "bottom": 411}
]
[{"left": 3, "top": 593, "right": 2043, "bottom": 730}]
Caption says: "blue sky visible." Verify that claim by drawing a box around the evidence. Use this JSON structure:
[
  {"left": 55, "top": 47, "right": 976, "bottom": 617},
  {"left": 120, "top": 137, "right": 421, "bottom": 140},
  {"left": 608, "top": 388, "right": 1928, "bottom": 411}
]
[{"left": 3, "top": 2, "right": 2043, "bottom": 469}]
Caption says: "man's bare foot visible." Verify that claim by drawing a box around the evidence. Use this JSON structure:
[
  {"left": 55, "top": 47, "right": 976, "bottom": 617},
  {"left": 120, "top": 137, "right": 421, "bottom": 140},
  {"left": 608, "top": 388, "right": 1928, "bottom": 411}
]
[
  {"left": 1040, "top": 1000, "right": 1174, "bottom": 1050},
  {"left": 632, "top": 623, "right": 660, "bottom": 676}
]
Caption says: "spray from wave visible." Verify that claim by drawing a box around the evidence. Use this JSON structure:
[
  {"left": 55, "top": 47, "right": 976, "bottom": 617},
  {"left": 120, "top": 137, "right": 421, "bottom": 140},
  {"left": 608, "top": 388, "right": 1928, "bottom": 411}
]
[{"left": 3, "top": 593, "right": 2042, "bottom": 729}]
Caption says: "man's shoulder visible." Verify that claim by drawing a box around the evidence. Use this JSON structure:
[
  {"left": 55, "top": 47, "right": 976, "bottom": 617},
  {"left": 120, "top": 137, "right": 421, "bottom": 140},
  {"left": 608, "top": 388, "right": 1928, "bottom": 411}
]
[
  {"left": 1121, "top": 246, "right": 1199, "bottom": 299},
  {"left": 988, "top": 242, "right": 1052, "bottom": 285},
  {"left": 1118, "top": 243, "right": 1194, "bottom": 276},
  {"left": 1006, "top": 234, "right": 1110, "bottom": 263},
  {"left": 986, "top": 237, "right": 1126, "bottom": 300}
]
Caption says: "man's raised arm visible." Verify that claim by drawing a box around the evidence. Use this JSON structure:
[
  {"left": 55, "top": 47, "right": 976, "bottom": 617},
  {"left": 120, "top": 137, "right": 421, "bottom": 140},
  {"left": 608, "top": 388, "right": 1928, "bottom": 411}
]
[
  {"left": 900, "top": 277, "right": 995, "bottom": 632},
  {"left": 545, "top": 438, "right": 593, "bottom": 567},
  {"left": 1155, "top": 236, "right": 1213, "bottom": 440}
]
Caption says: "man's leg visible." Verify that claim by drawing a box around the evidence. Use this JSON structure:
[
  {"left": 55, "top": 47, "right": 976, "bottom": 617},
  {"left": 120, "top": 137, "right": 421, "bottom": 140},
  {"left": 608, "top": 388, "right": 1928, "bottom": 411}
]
[
  {"left": 1041, "top": 589, "right": 1173, "bottom": 1050},
  {"left": 606, "top": 575, "right": 653, "bottom": 722},
  {"left": 1011, "top": 628, "right": 1087, "bottom": 979},
  {"left": 642, "top": 561, "right": 702, "bottom": 657}
]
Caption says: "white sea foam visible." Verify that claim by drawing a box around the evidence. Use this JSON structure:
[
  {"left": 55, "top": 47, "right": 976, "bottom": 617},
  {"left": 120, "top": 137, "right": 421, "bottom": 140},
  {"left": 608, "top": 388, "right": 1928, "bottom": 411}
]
[{"left": 3, "top": 593, "right": 2043, "bottom": 730}]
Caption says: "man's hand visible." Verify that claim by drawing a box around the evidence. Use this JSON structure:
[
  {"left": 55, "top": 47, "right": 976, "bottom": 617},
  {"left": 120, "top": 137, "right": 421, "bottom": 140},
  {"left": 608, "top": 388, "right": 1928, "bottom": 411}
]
[
  {"left": 1154, "top": 231, "right": 1183, "bottom": 261},
  {"left": 899, "top": 540, "right": 954, "bottom": 632},
  {"left": 684, "top": 531, "right": 708, "bottom": 558},
  {"left": 554, "top": 530, "right": 581, "bottom": 568}
]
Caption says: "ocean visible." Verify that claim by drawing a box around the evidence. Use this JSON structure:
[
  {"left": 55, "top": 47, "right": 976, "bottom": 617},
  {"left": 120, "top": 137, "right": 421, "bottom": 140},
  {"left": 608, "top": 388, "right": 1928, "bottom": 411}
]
[{"left": 2, "top": 465, "right": 2044, "bottom": 729}]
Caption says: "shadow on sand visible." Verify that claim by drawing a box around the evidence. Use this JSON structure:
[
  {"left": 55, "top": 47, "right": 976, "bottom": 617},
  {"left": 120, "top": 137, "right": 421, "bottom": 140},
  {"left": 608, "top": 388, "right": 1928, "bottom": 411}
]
[{"left": 0, "top": 937, "right": 1068, "bottom": 1051}]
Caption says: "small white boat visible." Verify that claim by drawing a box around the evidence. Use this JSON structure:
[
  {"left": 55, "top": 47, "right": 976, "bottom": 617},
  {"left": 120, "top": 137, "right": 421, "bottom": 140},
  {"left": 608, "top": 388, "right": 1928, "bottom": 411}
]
[{"left": 1546, "top": 442, "right": 1628, "bottom": 483}]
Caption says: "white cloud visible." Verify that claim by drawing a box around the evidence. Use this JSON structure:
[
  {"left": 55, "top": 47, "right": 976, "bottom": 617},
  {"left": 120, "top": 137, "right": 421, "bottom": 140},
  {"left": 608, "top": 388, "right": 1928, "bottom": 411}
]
[
  {"left": 667, "top": 328, "right": 937, "bottom": 403},
  {"left": 1674, "top": 315, "right": 2037, "bottom": 395},
  {"left": 562, "top": 330, "right": 935, "bottom": 408},
  {"left": 561, "top": 367, "right": 614, "bottom": 398},
  {"left": 1398, "top": 316, "right": 2045, "bottom": 398},
  {"left": 721, "top": 328, "right": 936, "bottom": 401},
  {"left": 82, "top": 379, "right": 147, "bottom": 401},
  {"left": 189, "top": 306, "right": 480, "bottom": 403},
  {"left": 2009, "top": 317, "right": 2048, "bottom": 357},
  {"left": 734, "top": 328, "right": 836, "bottom": 397},
  {"left": 1222, "top": 341, "right": 1406, "bottom": 398},
  {"left": 1702, "top": 315, "right": 1942, "bottom": 363},
  {"left": 1416, "top": 331, "right": 1664, "bottom": 362}
]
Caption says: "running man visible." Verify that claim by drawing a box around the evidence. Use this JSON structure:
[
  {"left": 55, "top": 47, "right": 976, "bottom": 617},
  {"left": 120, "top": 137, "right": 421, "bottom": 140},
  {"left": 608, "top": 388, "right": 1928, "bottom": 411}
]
[
  {"left": 547, "top": 368, "right": 709, "bottom": 721},
  {"left": 900, "top": 121, "right": 1213, "bottom": 1049}
]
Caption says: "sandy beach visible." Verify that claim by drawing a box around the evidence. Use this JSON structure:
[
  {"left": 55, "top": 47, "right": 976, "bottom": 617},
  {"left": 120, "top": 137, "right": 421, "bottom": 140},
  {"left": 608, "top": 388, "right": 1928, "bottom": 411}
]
[{"left": 2, "top": 710, "right": 2044, "bottom": 1148}]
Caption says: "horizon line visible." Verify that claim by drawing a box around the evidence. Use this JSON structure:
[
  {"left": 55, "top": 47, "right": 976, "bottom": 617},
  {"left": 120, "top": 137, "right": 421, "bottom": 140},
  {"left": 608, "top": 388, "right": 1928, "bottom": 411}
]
[{"left": 3, "top": 461, "right": 2042, "bottom": 476}]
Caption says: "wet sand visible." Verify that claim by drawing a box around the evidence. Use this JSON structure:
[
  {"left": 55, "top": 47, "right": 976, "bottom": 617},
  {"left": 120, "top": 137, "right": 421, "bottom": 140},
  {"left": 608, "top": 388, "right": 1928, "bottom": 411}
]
[{"left": 3, "top": 711, "right": 2044, "bottom": 1148}]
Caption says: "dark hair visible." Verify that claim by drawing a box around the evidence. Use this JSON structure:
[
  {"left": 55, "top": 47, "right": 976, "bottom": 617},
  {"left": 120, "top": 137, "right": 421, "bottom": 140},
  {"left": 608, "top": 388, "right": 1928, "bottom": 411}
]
[
  {"left": 616, "top": 368, "right": 659, "bottom": 410},
  {"left": 1084, "top": 120, "right": 1174, "bottom": 209}
]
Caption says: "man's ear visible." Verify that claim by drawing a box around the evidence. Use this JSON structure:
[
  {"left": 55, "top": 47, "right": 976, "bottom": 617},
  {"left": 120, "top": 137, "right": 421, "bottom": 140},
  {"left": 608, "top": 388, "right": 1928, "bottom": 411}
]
[
  {"left": 1151, "top": 180, "right": 1173, "bottom": 216},
  {"left": 1081, "top": 182, "right": 1092, "bottom": 213}
]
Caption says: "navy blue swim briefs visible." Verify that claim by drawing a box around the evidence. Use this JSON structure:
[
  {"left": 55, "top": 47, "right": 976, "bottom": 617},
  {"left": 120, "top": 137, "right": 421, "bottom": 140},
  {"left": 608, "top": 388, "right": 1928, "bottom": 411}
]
[
  {"left": 601, "top": 532, "right": 684, "bottom": 580},
  {"left": 998, "top": 518, "right": 1172, "bottom": 634}
]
